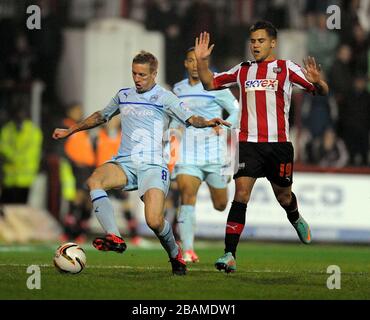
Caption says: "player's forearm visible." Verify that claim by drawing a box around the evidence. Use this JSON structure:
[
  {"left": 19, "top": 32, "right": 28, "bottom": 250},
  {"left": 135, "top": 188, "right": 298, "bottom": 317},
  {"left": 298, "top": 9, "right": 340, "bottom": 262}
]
[
  {"left": 66, "top": 111, "right": 106, "bottom": 136},
  {"left": 314, "top": 79, "right": 329, "bottom": 96},
  {"left": 187, "top": 115, "right": 211, "bottom": 128},
  {"left": 196, "top": 59, "right": 215, "bottom": 90}
]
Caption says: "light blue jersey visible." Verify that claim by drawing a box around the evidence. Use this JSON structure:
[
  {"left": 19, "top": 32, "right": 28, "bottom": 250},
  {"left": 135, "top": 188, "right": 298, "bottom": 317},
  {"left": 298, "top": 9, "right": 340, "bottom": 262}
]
[
  {"left": 100, "top": 84, "right": 193, "bottom": 167},
  {"left": 172, "top": 79, "right": 239, "bottom": 166}
]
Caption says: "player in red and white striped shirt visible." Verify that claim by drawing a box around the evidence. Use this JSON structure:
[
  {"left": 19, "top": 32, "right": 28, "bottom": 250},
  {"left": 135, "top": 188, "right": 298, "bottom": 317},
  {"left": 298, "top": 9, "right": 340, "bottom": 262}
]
[{"left": 195, "top": 21, "right": 329, "bottom": 273}]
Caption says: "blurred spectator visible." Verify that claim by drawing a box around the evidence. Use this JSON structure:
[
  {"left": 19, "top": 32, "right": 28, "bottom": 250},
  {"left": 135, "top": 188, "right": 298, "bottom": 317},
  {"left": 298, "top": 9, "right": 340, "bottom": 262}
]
[
  {"left": 341, "top": 0, "right": 362, "bottom": 40},
  {"left": 329, "top": 44, "right": 354, "bottom": 106},
  {"left": 0, "top": 19, "right": 20, "bottom": 126},
  {"left": 6, "top": 32, "right": 36, "bottom": 85},
  {"left": 0, "top": 103, "right": 42, "bottom": 204},
  {"left": 306, "top": 13, "right": 339, "bottom": 73},
  {"left": 287, "top": 0, "right": 308, "bottom": 29},
  {"left": 265, "top": 0, "right": 289, "bottom": 29},
  {"left": 329, "top": 44, "right": 353, "bottom": 139},
  {"left": 145, "top": 0, "right": 183, "bottom": 86},
  {"left": 181, "top": 0, "right": 218, "bottom": 55},
  {"left": 302, "top": 94, "right": 334, "bottom": 139},
  {"left": 309, "top": 127, "right": 349, "bottom": 168},
  {"left": 302, "top": 72, "right": 334, "bottom": 138},
  {"left": 128, "top": 0, "right": 147, "bottom": 23},
  {"left": 341, "top": 74, "right": 370, "bottom": 166},
  {"left": 349, "top": 23, "right": 369, "bottom": 76},
  {"left": 59, "top": 103, "right": 95, "bottom": 243}
]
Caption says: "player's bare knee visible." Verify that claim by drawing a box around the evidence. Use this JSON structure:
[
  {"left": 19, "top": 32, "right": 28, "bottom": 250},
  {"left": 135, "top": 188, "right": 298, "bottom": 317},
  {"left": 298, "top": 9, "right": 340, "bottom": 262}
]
[
  {"left": 234, "top": 190, "right": 251, "bottom": 204},
  {"left": 86, "top": 173, "right": 103, "bottom": 191},
  {"left": 213, "top": 201, "right": 227, "bottom": 211},
  {"left": 146, "top": 217, "right": 162, "bottom": 233}
]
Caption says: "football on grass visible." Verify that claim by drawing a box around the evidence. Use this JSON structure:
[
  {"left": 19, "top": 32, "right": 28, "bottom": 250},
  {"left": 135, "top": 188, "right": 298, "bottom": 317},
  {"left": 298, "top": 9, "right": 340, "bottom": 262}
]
[{"left": 53, "top": 242, "right": 86, "bottom": 274}]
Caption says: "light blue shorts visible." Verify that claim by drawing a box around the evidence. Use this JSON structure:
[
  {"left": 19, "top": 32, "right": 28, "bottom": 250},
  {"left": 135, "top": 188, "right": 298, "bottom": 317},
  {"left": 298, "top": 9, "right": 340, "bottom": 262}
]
[
  {"left": 173, "top": 164, "right": 230, "bottom": 189},
  {"left": 108, "top": 156, "right": 170, "bottom": 198}
]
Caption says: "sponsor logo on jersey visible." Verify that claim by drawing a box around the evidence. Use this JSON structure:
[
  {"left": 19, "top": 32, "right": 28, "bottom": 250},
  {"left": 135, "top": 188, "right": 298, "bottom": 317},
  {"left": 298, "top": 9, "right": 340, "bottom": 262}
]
[
  {"left": 245, "top": 79, "right": 278, "bottom": 92},
  {"left": 121, "top": 105, "right": 154, "bottom": 116}
]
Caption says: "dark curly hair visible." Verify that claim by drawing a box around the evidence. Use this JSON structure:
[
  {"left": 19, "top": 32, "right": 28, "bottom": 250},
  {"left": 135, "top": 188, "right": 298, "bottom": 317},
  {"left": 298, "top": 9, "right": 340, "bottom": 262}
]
[{"left": 249, "top": 21, "right": 278, "bottom": 39}]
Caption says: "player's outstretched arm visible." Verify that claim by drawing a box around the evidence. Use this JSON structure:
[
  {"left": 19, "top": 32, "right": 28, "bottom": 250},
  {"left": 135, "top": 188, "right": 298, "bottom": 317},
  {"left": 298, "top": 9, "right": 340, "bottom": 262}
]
[
  {"left": 302, "top": 56, "right": 329, "bottom": 96},
  {"left": 195, "top": 32, "right": 216, "bottom": 90},
  {"left": 187, "top": 115, "right": 231, "bottom": 128},
  {"left": 52, "top": 111, "right": 106, "bottom": 140}
]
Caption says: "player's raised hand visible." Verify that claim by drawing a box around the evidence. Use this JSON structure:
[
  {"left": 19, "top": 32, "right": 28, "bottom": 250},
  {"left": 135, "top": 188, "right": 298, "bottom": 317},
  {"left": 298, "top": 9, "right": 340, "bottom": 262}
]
[
  {"left": 195, "top": 32, "right": 215, "bottom": 61},
  {"left": 302, "top": 56, "right": 322, "bottom": 84},
  {"left": 52, "top": 128, "right": 70, "bottom": 140},
  {"left": 207, "top": 117, "right": 231, "bottom": 128}
]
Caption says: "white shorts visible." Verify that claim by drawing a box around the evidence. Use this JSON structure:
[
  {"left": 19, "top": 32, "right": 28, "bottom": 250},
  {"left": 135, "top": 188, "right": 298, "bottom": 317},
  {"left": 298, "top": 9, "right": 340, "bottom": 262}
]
[
  {"left": 172, "top": 164, "right": 230, "bottom": 189},
  {"left": 108, "top": 156, "right": 170, "bottom": 198}
]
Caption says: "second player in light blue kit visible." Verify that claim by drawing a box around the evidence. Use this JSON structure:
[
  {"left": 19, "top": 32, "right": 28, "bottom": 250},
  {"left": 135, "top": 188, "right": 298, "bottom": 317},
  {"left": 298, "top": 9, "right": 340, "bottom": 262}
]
[
  {"left": 53, "top": 51, "right": 230, "bottom": 276},
  {"left": 171, "top": 47, "right": 240, "bottom": 263}
]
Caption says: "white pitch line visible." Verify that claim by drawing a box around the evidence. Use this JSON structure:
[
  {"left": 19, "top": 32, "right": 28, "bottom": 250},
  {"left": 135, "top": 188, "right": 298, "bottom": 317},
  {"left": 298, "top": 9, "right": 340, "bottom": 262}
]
[{"left": 0, "top": 264, "right": 368, "bottom": 275}]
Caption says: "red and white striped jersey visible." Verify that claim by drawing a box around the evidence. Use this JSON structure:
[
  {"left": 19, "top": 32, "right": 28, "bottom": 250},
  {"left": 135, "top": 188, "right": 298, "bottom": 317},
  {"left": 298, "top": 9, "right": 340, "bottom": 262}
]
[{"left": 213, "top": 60, "right": 315, "bottom": 143}]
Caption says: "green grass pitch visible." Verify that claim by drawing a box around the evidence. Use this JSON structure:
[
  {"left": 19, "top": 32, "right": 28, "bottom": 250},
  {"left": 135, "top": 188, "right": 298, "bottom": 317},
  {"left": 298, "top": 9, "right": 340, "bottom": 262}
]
[{"left": 0, "top": 241, "right": 369, "bottom": 300}]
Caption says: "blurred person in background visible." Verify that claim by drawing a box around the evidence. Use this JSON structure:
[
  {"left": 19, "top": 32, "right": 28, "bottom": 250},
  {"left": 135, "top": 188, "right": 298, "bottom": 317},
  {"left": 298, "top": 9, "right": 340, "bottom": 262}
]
[
  {"left": 341, "top": 0, "right": 365, "bottom": 40},
  {"left": 5, "top": 31, "right": 36, "bottom": 86},
  {"left": 59, "top": 103, "right": 95, "bottom": 243},
  {"left": 302, "top": 71, "right": 334, "bottom": 139},
  {"left": 0, "top": 28, "right": 34, "bottom": 127},
  {"left": 309, "top": 127, "right": 349, "bottom": 168},
  {"left": 0, "top": 103, "right": 42, "bottom": 204},
  {"left": 264, "top": 0, "right": 289, "bottom": 29},
  {"left": 329, "top": 44, "right": 354, "bottom": 147},
  {"left": 306, "top": 13, "right": 339, "bottom": 74},
  {"left": 329, "top": 44, "right": 353, "bottom": 109},
  {"left": 171, "top": 47, "right": 239, "bottom": 263},
  {"left": 181, "top": 0, "right": 218, "bottom": 62},
  {"left": 349, "top": 23, "right": 369, "bottom": 76},
  {"left": 342, "top": 74, "right": 370, "bottom": 166},
  {"left": 95, "top": 115, "right": 145, "bottom": 247},
  {"left": 194, "top": 21, "right": 329, "bottom": 273}
]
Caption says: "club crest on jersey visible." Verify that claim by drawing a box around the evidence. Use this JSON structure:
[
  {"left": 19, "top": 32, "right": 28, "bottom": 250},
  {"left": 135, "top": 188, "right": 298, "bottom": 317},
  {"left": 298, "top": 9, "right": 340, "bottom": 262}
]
[
  {"left": 245, "top": 79, "right": 278, "bottom": 92},
  {"left": 273, "top": 67, "right": 282, "bottom": 74},
  {"left": 149, "top": 95, "right": 159, "bottom": 103}
]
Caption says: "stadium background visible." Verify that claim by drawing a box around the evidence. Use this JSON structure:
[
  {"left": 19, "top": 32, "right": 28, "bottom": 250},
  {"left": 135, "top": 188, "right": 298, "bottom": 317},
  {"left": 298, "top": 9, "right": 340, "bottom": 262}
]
[{"left": 0, "top": 0, "right": 369, "bottom": 244}]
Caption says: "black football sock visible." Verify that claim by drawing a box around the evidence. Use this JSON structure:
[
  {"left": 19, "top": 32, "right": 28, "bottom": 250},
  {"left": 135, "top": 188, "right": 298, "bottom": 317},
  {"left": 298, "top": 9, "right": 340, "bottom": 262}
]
[
  {"left": 282, "top": 192, "right": 300, "bottom": 223},
  {"left": 224, "top": 201, "right": 247, "bottom": 259}
]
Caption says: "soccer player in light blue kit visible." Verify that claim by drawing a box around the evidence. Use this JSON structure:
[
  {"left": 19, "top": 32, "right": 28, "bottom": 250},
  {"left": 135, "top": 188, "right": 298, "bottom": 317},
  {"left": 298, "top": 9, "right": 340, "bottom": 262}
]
[
  {"left": 53, "top": 51, "right": 230, "bottom": 275},
  {"left": 171, "top": 47, "right": 240, "bottom": 263}
]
